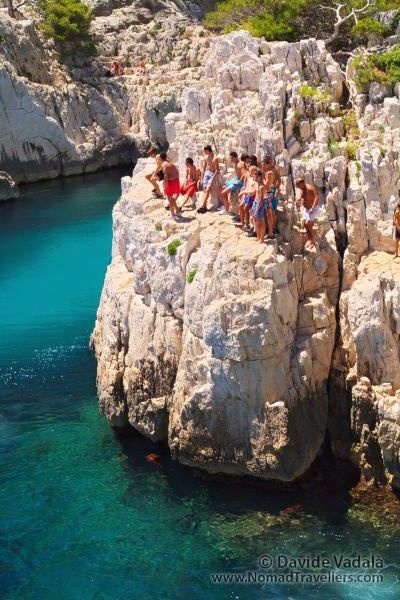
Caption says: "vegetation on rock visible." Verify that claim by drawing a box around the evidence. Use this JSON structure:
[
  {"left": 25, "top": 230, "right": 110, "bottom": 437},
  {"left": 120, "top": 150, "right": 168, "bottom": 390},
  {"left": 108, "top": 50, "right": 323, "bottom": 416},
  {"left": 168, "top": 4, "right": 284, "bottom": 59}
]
[
  {"left": 204, "top": 0, "right": 400, "bottom": 46},
  {"left": 352, "top": 46, "right": 400, "bottom": 91},
  {"left": 167, "top": 239, "right": 181, "bottom": 256}
]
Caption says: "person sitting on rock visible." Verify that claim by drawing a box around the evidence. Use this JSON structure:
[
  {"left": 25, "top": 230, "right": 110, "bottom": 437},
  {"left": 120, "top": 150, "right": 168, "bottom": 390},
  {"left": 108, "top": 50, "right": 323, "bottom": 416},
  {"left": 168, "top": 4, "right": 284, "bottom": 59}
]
[
  {"left": 221, "top": 151, "right": 246, "bottom": 214},
  {"left": 296, "top": 178, "right": 320, "bottom": 249},
  {"left": 237, "top": 165, "right": 257, "bottom": 229},
  {"left": 197, "top": 145, "right": 221, "bottom": 214},
  {"left": 262, "top": 156, "right": 281, "bottom": 238},
  {"left": 251, "top": 170, "right": 267, "bottom": 243},
  {"left": 145, "top": 147, "right": 164, "bottom": 199},
  {"left": 160, "top": 152, "right": 180, "bottom": 219},
  {"left": 179, "top": 157, "right": 199, "bottom": 211},
  {"left": 393, "top": 202, "right": 400, "bottom": 259}
]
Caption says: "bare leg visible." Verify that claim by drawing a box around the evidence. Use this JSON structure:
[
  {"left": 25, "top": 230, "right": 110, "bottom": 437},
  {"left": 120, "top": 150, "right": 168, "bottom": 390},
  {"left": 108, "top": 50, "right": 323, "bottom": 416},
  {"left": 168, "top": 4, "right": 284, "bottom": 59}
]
[
  {"left": 266, "top": 209, "right": 274, "bottom": 237},
  {"left": 272, "top": 210, "right": 277, "bottom": 233},
  {"left": 244, "top": 206, "right": 250, "bottom": 228},
  {"left": 305, "top": 221, "right": 315, "bottom": 247},
  {"left": 395, "top": 239, "right": 399, "bottom": 258},
  {"left": 167, "top": 195, "right": 177, "bottom": 217},
  {"left": 221, "top": 188, "right": 231, "bottom": 212},
  {"left": 239, "top": 203, "right": 245, "bottom": 227},
  {"left": 258, "top": 218, "right": 266, "bottom": 243}
]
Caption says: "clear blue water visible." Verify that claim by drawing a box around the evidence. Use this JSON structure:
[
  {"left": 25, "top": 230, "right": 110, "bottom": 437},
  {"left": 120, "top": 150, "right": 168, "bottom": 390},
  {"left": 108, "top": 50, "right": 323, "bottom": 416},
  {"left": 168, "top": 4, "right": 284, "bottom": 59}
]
[{"left": 0, "top": 171, "right": 399, "bottom": 600}]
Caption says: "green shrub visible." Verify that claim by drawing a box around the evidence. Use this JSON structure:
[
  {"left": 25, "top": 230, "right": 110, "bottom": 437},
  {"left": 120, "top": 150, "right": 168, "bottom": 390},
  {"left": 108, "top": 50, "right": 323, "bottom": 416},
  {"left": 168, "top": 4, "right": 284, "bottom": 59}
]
[
  {"left": 343, "top": 110, "right": 360, "bottom": 139},
  {"left": 155, "top": 223, "right": 162, "bottom": 232},
  {"left": 186, "top": 268, "right": 197, "bottom": 284},
  {"left": 345, "top": 141, "right": 357, "bottom": 161},
  {"left": 327, "top": 138, "right": 338, "bottom": 158},
  {"left": 352, "top": 48, "right": 400, "bottom": 92},
  {"left": 36, "top": 0, "right": 94, "bottom": 45},
  {"left": 167, "top": 239, "right": 181, "bottom": 256},
  {"left": 352, "top": 16, "right": 390, "bottom": 42},
  {"left": 355, "top": 161, "right": 362, "bottom": 180},
  {"left": 299, "top": 84, "right": 330, "bottom": 110}
]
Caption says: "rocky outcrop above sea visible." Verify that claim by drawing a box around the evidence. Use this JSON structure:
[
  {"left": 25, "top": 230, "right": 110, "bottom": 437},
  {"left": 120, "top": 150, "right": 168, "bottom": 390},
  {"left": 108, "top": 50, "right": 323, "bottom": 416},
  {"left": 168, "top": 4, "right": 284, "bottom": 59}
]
[
  {"left": 92, "top": 30, "right": 400, "bottom": 488},
  {"left": 0, "top": 1, "right": 208, "bottom": 183},
  {"left": 0, "top": 171, "right": 19, "bottom": 200}
]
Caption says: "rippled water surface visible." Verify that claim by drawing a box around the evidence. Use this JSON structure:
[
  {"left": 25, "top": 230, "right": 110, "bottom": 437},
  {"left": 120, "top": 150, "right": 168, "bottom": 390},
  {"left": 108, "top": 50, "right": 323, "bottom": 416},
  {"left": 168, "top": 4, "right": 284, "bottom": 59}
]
[{"left": 0, "top": 170, "right": 399, "bottom": 600}]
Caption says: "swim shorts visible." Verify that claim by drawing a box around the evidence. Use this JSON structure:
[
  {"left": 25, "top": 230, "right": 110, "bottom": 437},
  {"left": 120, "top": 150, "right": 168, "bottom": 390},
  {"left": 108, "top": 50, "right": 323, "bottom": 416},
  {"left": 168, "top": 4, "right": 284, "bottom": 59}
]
[
  {"left": 225, "top": 177, "right": 244, "bottom": 192},
  {"left": 165, "top": 178, "right": 180, "bottom": 197}
]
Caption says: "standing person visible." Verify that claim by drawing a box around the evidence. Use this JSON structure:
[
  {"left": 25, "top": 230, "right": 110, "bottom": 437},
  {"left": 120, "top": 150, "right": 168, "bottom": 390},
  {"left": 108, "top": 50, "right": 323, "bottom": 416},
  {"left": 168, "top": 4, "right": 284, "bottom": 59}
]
[
  {"left": 145, "top": 147, "right": 164, "bottom": 199},
  {"left": 393, "top": 202, "right": 400, "bottom": 259},
  {"left": 262, "top": 156, "right": 281, "bottom": 238},
  {"left": 160, "top": 152, "right": 180, "bottom": 219},
  {"left": 197, "top": 145, "right": 221, "bottom": 214},
  {"left": 237, "top": 166, "right": 257, "bottom": 229},
  {"left": 296, "top": 178, "right": 320, "bottom": 248},
  {"left": 221, "top": 151, "right": 245, "bottom": 214},
  {"left": 179, "top": 157, "right": 199, "bottom": 211},
  {"left": 251, "top": 170, "right": 267, "bottom": 243}
]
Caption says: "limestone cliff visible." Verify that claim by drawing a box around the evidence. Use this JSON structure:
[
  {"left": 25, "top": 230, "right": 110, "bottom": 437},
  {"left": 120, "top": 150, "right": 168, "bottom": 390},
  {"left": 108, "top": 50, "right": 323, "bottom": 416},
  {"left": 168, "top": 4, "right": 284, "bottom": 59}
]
[
  {"left": 0, "top": 1, "right": 209, "bottom": 185},
  {"left": 92, "top": 31, "right": 400, "bottom": 488}
]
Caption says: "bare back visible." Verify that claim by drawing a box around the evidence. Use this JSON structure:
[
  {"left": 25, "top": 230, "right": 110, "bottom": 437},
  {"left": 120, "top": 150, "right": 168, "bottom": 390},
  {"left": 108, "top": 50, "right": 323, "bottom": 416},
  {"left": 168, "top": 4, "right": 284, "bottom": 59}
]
[{"left": 162, "top": 161, "right": 179, "bottom": 181}]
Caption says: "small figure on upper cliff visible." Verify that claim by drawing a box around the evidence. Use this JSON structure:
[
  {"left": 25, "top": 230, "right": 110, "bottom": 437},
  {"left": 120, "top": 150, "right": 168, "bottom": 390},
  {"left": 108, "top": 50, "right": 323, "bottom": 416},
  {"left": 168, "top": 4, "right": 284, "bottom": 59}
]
[
  {"left": 111, "top": 60, "right": 122, "bottom": 76},
  {"left": 197, "top": 145, "right": 222, "bottom": 214},
  {"left": 393, "top": 203, "right": 400, "bottom": 259},
  {"left": 296, "top": 179, "right": 320, "bottom": 249},
  {"left": 179, "top": 158, "right": 200, "bottom": 211},
  {"left": 220, "top": 152, "right": 247, "bottom": 214},
  {"left": 262, "top": 156, "right": 282, "bottom": 239},
  {"left": 160, "top": 152, "right": 180, "bottom": 219},
  {"left": 145, "top": 147, "right": 164, "bottom": 200}
]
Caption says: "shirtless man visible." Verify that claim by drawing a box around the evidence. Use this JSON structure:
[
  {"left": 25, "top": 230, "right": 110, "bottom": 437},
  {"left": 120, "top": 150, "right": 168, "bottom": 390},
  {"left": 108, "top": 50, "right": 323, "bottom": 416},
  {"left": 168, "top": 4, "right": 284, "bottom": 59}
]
[
  {"left": 251, "top": 170, "right": 267, "bottom": 243},
  {"left": 262, "top": 156, "right": 281, "bottom": 238},
  {"left": 197, "top": 145, "right": 221, "bottom": 214},
  {"left": 296, "top": 178, "right": 320, "bottom": 248},
  {"left": 179, "top": 157, "right": 199, "bottom": 210},
  {"left": 160, "top": 152, "right": 180, "bottom": 218},
  {"left": 237, "top": 165, "right": 257, "bottom": 229},
  {"left": 393, "top": 202, "right": 400, "bottom": 258},
  {"left": 221, "top": 151, "right": 246, "bottom": 213},
  {"left": 145, "top": 147, "right": 163, "bottom": 199}
]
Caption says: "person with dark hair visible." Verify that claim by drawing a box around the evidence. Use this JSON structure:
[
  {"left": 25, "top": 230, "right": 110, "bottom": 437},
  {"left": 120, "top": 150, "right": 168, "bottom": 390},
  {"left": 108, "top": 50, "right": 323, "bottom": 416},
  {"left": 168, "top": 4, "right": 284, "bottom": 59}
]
[
  {"left": 179, "top": 157, "right": 199, "bottom": 210},
  {"left": 220, "top": 151, "right": 246, "bottom": 213},
  {"left": 145, "top": 147, "right": 164, "bottom": 199},
  {"left": 262, "top": 156, "right": 282, "bottom": 238},
  {"left": 296, "top": 178, "right": 320, "bottom": 248},
  {"left": 237, "top": 165, "right": 257, "bottom": 229},
  {"left": 393, "top": 202, "right": 400, "bottom": 258},
  {"left": 197, "top": 145, "right": 221, "bottom": 214},
  {"left": 160, "top": 152, "right": 180, "bottom": 219},
  {"left": 248, "top": 155, "right": 258, "bottom": 167},
  {"left": 251, "top": 170, "right": 267, "bottom": 243}
]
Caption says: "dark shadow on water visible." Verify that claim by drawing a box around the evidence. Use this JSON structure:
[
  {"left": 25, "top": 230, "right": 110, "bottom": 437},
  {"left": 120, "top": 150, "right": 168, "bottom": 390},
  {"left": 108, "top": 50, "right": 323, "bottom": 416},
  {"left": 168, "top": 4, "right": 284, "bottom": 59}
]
[{"left": 113, "top": 424, "right": 360, "bottom": 525}]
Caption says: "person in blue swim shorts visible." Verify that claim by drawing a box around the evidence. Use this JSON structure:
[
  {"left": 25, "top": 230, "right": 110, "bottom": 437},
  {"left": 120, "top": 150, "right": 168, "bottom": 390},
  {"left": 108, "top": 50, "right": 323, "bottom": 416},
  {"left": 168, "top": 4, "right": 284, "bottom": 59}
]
[
  {"left": 251, "top": 170, "right": 267, "bottom": 243},
  {"left": 237, "top": 165, "right": 257, "bottom": 229},
  {"left": 262, "top": 155, "right": 281, "bottom": 238},
  {"left": 220, "top": 152, "right": 247, "bottom": 214}
]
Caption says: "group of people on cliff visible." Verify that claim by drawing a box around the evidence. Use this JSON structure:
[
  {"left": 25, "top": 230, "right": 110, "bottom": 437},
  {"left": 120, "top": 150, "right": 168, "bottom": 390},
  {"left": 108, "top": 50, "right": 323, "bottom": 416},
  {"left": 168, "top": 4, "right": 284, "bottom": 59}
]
[{"left": 145, "top": 146, "right": 320, "bottom": 248}]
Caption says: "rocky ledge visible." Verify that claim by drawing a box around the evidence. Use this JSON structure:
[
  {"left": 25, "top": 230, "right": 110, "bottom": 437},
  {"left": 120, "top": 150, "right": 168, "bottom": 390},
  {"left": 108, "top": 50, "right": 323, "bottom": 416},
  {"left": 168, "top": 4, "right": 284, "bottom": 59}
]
[{"left": 92, "top": 31, "right": 400, "bottom": 489}]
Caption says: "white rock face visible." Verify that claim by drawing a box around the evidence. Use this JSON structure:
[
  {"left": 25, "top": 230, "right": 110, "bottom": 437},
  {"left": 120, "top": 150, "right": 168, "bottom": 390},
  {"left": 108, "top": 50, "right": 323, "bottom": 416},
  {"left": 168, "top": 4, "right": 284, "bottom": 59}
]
[
  {"left": 92, "top": 148, "right": 339, "bottom": 480},
  {"left": 0, "top": 170, "right": 19, "bottom": 200},
  {"left": 93, "top": 31, "right": 400, "bottom": 488},
  {"left": 0, "top": 5, "right": 209, "bottom": 182}
]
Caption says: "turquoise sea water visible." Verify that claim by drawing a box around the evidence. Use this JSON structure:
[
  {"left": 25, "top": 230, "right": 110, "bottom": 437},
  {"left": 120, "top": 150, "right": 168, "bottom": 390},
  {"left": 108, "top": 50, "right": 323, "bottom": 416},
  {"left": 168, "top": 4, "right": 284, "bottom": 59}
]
[{"left": 0, "top": 170, "right": 399, "bottom": 600}]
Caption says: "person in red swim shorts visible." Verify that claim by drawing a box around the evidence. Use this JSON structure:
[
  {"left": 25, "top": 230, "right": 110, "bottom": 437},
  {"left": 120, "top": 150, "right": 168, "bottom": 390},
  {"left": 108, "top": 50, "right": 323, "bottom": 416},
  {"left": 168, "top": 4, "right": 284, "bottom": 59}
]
[
  {"left": 160, "top": 152, "right": 180, "bottom": 219},
  {"left": 179, "top": 157, "right": 199, "bottom": 211}
]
